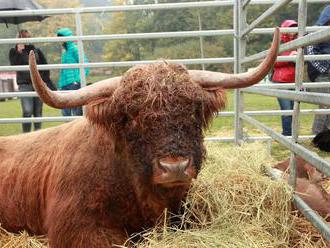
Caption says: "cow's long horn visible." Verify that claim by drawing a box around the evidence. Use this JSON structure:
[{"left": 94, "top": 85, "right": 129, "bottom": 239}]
[
  {"left": 189, "top": 27, "right": 280, "bottom": 89},
  {"left": 29, "top": 50, "right": 121, "bottom": 109}
]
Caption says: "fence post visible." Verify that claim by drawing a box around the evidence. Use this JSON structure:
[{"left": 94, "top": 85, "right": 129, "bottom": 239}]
[
  {"left": 197, "top": 10, "right": 205, "bottom": 70},
  {"left": 234, "top": 0, "right": 247, "bottom": 144},
  {"left": 289, "top": 0, "right": 307, "bottom": 189},
  {"left": 75, "top": 11, "right": 87, "bottom": 88}
]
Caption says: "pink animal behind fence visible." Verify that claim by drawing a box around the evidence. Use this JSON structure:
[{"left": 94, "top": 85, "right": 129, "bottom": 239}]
[{"left": 272, "top": 158, "right": 329, "bottom": 220}]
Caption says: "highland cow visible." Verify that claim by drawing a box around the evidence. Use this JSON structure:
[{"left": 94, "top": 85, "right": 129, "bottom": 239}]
[{"left": 0, "top": 30, "right": 279, "bottom": 247}]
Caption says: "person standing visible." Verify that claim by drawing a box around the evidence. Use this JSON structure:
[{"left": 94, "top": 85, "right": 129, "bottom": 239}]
[
  {"left": 271, "top": 20, "right": 298, "bottom": 136},
  {"left": 56, "top": 27, "right": 89, "bottom": 116},
  {"left": 306, "top": 5, "right": 330, "bottom": 135},
  {"left": 9, "top": 29, "right": 55, "bottom": 133}
]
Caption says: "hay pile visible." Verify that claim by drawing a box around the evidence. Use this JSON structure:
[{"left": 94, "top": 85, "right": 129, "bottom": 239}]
[
  {"left": 0, "top": 142, "right": 328, "bottom": 248},
  {"left": 0, "top": 227, "right": 46, "bottom": 248}
]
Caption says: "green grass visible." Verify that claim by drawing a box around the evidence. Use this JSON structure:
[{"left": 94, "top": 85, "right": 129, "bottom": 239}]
[
  {"left": 205, "top": 91, "right": 323, "bottom": 160},
  {"left": 207, "top": 90, "right": 316, "bottom": 137},
  {"left": 0, "top": 99, "right": 63, "bottom": 136}
]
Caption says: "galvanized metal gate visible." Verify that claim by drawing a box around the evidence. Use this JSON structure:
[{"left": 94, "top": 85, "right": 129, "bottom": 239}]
[{"left": 0, "top": 0, "right": 329, "bottom": 241}]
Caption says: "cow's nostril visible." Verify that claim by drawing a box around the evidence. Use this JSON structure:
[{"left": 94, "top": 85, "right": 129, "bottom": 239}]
[
  {"left": 158, "top": 162, "right": 169, "bottom": 173},
  {"left": 159, "top": 158, "right": 190, "bottom": 173},
  {"left": 153, "top": 157, "right": 196, "bottom": 185}
]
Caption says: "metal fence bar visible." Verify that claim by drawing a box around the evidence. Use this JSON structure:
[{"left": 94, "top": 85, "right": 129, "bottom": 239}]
[
  {"left": 251, "top": 0, "right": 329, "bottom": 3},
  {"left": 0, "top": 30, "right": 236, "bottom": 45},
  {"left": 2, "top": 109, "right": 330, "bottom": 123},
  {"left": 0, "top": 0, "right": 327, "bottom": 17},
  {"left": 256, "top": 82, "right": 330, "bottom": 89},
  {"left": 0, "top": 133, "right": 238, "bottom": 142},
  {"left": 2, "top": 82, "right": 330, "bottom": 100},
  {"left": 241, "top": 0, "right": 293, "bottom": 37},
  {"left": 0, "top": 117, "right": 76, "bottom": 123},
  {"left": 75, "top": 12, "right": 87, "bottom": 88},
  {"left": 278, "top": 54, "right": 330, "bottom": 61},
  {"left": 0, "top": 58, "right": 235, "bottom": 72},
  {"left": 3, "top": 82, "right": 330, "bottom": 97},
  {"left": 0, "top": 1, "right": 235, "bottom": 17},
  {"left": 233, "top": 0, "right": 246, "bottom": 144},
  {"left": 0, "top": 54, "right": 329, "bottom": 72},
  {"left": 292, "top": 194, "right": 330, "bottom": 242},
  {"left": 218, "top": 109, "right": 330, "bottom": 116},
  {"left": 241, "top": 113, "right": 330, "bottom": 177},
  {"left": 288, "top": 0, "right": 307, "bottom": 189},
  {"left": 2, "top": 54, "right": 330, "bottom": 73},
  {"left": 243, "top": 0, "right": 253, "bottom": 8},
  {"left": 243, "top": 28, "right": 330, "bottom": 63},
  {"left": 197, "top": 10, "right": 205, "bottom": 70},
  {"left": 244, "top": 88, "right": 330, "bottom": 106},
  {"left": 0, "top": 27, "right": 328, "bottom": 46},
  {"left": 205, "top": 135, "right": 315, "bottom": 142},
  {"left": 0, "top": 90, "right": 72, "bottom": 98},
  {"left": 250, "top": 26, "right": 329, "bottom": 34}
]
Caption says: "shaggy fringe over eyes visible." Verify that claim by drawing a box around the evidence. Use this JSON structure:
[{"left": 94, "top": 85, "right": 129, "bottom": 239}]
[{"left": 86, "top": 62, "right": 227, "bottom": 131}]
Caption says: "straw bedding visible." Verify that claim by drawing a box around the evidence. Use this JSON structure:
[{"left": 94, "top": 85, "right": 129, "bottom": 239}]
[{"left": 0, "top": 142, "right": 329, "bottom": 248}]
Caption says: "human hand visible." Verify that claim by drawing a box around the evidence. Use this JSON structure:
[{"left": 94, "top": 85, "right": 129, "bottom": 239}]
[
  {"left": 289, "top": 50, "right": 298, "bottom": 56},
  {"left": 16, "top": 44, "right": 25, "bottom": 53}
]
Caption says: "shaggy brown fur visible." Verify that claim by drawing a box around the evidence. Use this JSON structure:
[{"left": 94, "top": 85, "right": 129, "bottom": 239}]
[{"left": 0, "top": 63, "right": 226, "bottom": 247}]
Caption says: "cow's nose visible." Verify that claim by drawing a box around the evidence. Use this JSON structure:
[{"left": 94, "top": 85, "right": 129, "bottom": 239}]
[
  {"left": 153, "top": 156, "right": 196, "bottom": 186},
  {"left": 159, "top": 157, "right": 190, "bottom": 174}
]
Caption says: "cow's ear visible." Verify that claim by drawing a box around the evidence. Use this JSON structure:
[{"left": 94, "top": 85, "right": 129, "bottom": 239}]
[
  {"left": 85, "top": 98, "right": 113, "bottom": 127},
  {"left": 86, "top": 96, "right": 131, "bottom": 133},
  {"left": 201, "top": 88, "right": 227, "bottom": 128}
]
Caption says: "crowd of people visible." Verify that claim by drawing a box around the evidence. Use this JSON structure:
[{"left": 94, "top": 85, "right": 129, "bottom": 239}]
[{"left": 9, "top": 27, "right": 89, "bottom": 133}]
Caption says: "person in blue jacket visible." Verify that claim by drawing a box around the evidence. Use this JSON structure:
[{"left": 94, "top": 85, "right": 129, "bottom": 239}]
[
  {"left": 306, "top": 5, "right": 330, "bottom": 134},
  {"left": 56, "top": 27, "right": 89, "bottom": 116}
]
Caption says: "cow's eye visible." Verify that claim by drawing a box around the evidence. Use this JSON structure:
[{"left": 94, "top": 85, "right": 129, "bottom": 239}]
[{"left": 121, "top": 115, "right": 129, "bottom": 126}]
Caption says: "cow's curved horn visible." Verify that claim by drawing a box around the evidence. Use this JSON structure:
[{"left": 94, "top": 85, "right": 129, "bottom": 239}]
[
  {"left": 189, "top": 27, "right": 280, "bottom": 89},
  {"left": 29, "top": 50, "right": 121, "bottom": 109}
]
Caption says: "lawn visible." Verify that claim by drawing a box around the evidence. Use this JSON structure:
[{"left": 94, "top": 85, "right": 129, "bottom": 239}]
[
  {"left": 0, "top": 98, "right": 62, "bottom": 136},
  {"left": 210, "top": 90, "right": 316, "bottom": 137}
]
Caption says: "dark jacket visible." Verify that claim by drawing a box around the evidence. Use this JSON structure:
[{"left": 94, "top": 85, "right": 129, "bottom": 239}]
[
  {"left": 306, "top": 5, "right": 330, "bottom": 81},
  {"left": 9, "top": 44, "right": 57, "bottom": 90}
]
